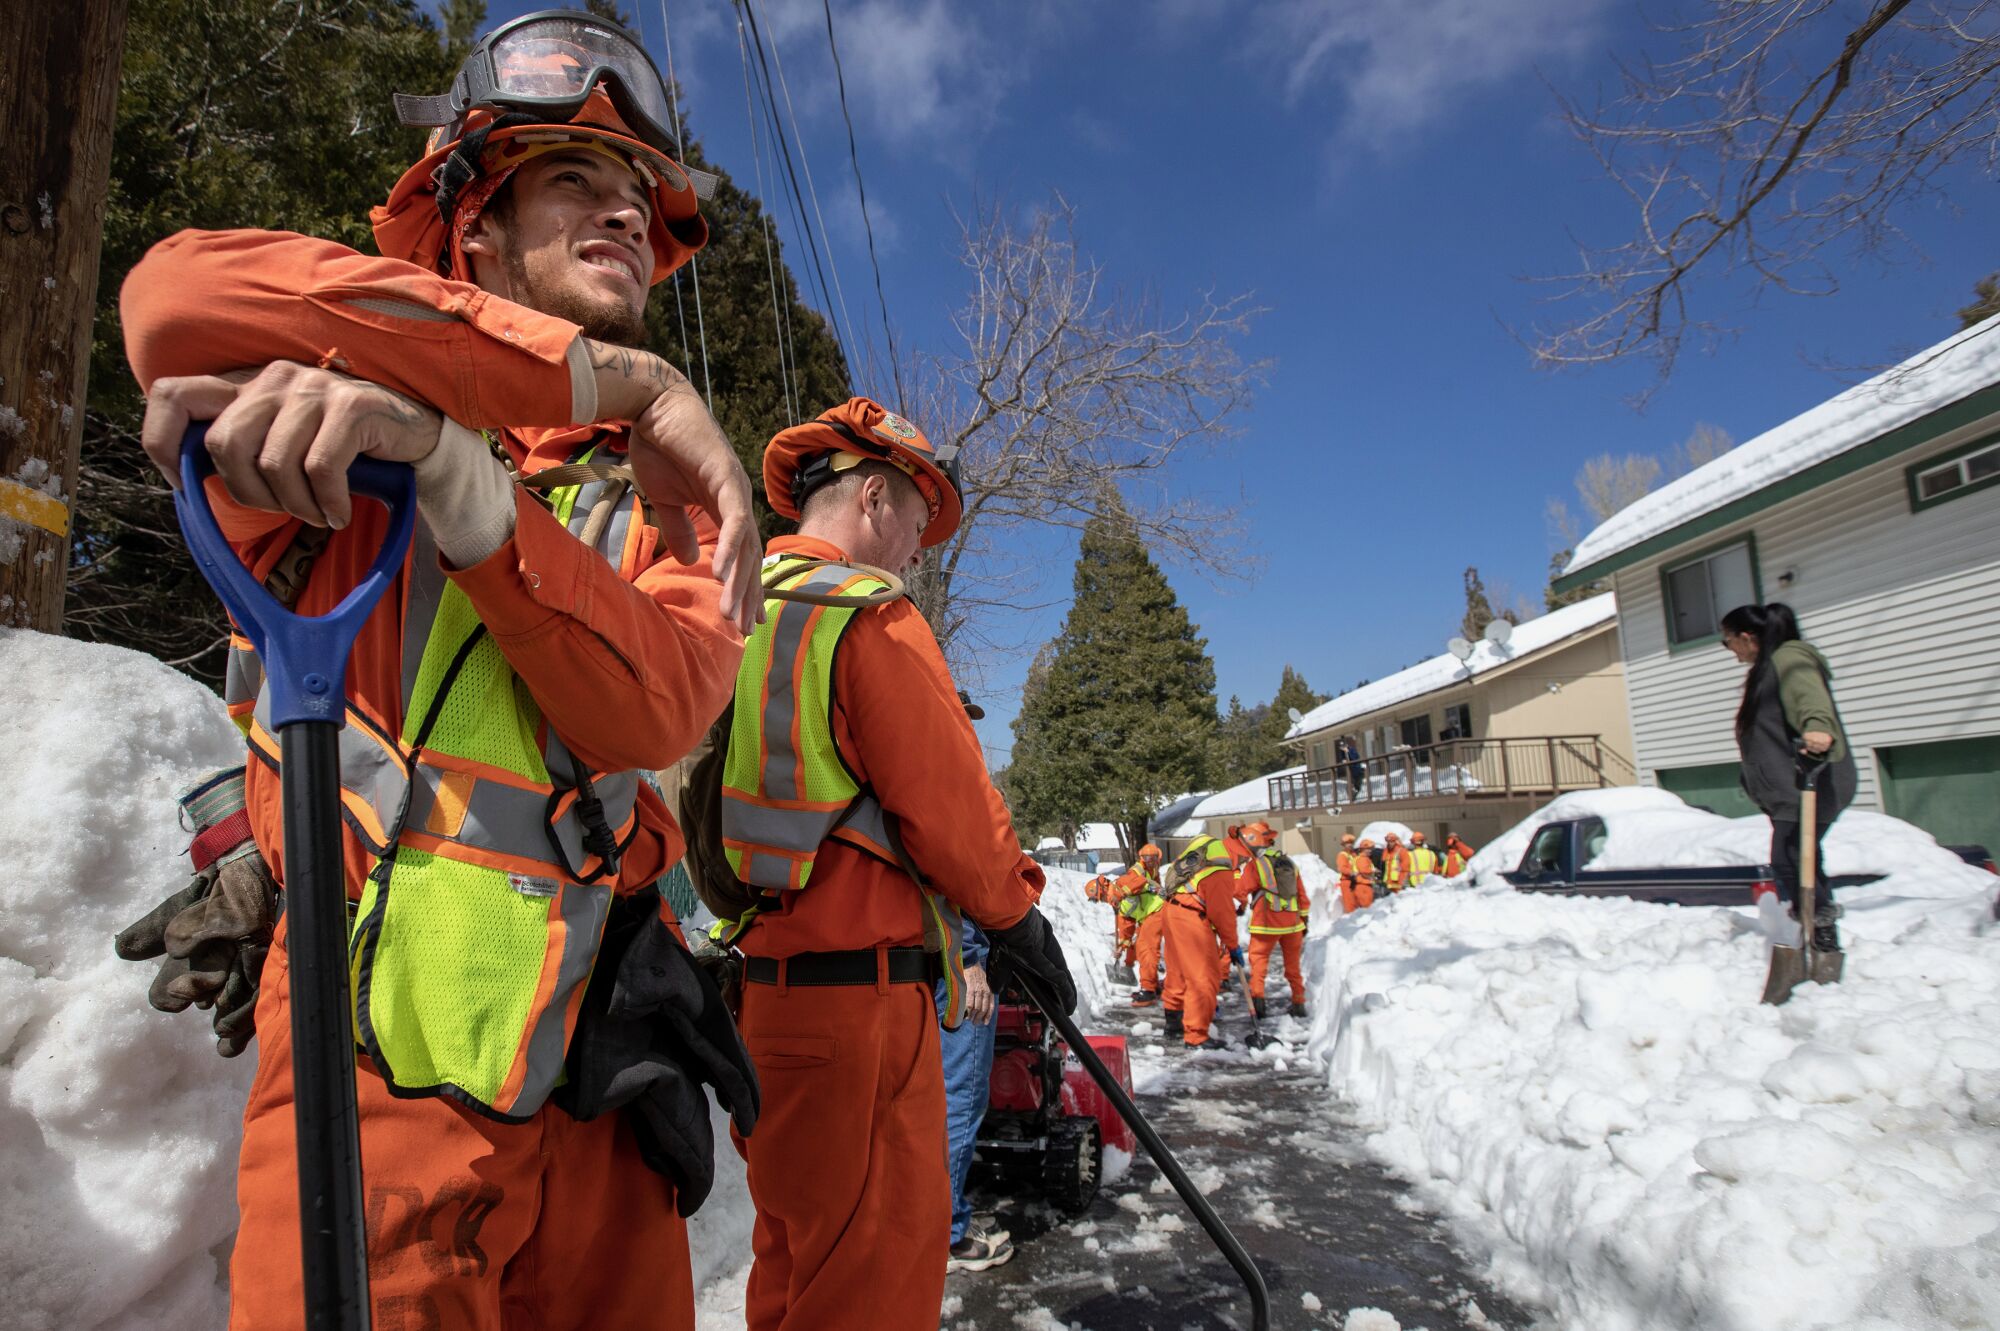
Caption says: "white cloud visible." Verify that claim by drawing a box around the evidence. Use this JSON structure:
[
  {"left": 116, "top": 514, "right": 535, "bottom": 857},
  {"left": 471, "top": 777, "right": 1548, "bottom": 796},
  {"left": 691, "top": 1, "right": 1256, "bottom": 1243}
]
[{"left": 1256, "top": 0, "right": 1610, "bottom": 142}]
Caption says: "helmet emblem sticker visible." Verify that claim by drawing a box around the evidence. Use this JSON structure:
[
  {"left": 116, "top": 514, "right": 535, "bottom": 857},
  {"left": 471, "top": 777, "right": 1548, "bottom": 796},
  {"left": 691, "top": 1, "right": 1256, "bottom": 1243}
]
[{"left": 873, "top": 413, "right": 919, "bottom": 443}]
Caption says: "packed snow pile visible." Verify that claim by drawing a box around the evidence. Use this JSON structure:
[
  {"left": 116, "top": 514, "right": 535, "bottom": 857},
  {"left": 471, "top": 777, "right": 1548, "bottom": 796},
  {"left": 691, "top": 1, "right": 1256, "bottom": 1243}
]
[
  {"left": 0, "top": 630, "right": 251, "bottom": 1331},
  {"left": 1039, "top": 865, "right": 1123, "bottom": 1020},
  {"left": 1311, "top": 790, "right": 2000, "bottom": 1331},
  {"left": 0, "top": 631, "right": 754, "bottom": 1328},
  {"left": 1463, "top": 785, "right": 1986, "bottom": 889}
]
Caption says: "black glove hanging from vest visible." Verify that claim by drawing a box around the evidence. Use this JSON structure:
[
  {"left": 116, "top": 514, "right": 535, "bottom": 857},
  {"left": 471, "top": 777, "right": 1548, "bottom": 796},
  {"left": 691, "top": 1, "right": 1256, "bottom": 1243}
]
[
  {"left": 986, "top": 905, "right": 1078, "bottom": 1016},
  {"left": 554, "top": 885, "right": 761, "bottom": 1215}
]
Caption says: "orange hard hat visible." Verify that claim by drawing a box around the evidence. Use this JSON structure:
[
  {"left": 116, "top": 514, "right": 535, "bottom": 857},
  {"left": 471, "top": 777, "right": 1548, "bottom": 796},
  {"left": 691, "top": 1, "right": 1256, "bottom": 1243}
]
[
  {"left": 1356, "top": 838, "right": 1375, "bottom": 850},
  {"left": 1411, "top": 832, "right": 1427, "bottom": 843},
  {"left": 372, "top": 88, "right": 707, "bottom": 286},
  {"left": 764, "top": 398, "right": 962, "bottom": 547},
  {"left": 1139, "top": 843, "right": 1162, "bottom": 860},
  {"left": 1340, "top": 832, "right": 1356, "bottom": 844},
  {"left": 1243, "top": 821, "right": 1277, "bottom": 847},
  {"left": 1384, "top": 832, "right": 1401, "bottom": 843}
]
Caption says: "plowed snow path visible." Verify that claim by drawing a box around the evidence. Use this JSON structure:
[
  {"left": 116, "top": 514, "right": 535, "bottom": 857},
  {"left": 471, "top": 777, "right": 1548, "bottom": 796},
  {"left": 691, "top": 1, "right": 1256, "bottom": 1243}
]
[{"left": 943, "top": 999, "right": 1541, "bottom": 1331}]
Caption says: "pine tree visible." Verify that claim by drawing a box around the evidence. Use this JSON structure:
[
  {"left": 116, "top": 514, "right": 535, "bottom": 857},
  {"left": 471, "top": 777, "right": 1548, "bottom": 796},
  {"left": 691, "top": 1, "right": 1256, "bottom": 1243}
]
[
  {"left": 1208, "top": 695, "right": 1269, "bottom": 789},
  {"left": 1960, "top": 272, "right": 2000, "bottom": 330},
  {"left": 1008, "top": 493, "right": 1217, "bottom": 839},
  {"left": 1461, "top": 566, "right": 1498, "bottom": 641}
]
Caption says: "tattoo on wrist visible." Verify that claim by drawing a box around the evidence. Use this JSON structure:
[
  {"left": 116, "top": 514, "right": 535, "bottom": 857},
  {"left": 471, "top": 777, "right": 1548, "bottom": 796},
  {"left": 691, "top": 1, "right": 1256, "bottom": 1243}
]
[{"left": 587, "top": 339, "right": 685, "bottom": 397}]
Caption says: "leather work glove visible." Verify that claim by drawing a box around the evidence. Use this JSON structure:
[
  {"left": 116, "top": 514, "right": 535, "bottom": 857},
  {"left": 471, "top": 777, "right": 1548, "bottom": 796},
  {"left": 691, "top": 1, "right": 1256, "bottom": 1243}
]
[
  {"left": 986, "top": 906, "right": 1078, "bottom": 1016},
  {"left": 555, "top": 888, "right": 761, "bottom": 1216},
  {"left": 114, "top": 769, "right": 278, "bottom": 1058}
]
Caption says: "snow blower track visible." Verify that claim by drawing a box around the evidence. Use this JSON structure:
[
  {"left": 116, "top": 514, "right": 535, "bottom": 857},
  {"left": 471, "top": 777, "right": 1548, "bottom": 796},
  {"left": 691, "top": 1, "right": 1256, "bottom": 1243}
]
[{"left": 944, "top": 999, "right": 1536, "bottom": 1331}]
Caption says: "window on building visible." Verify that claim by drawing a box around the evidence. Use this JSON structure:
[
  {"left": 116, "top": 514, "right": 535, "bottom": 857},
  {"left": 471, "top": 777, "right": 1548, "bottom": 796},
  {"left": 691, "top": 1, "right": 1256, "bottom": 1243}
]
[
  {"left": 1909, "top": 437, "right": 2000, "bottom": 510},
  {"left": 1310, "top": 741, "right": 1328, "bottom": 769},
  {"left": 1442, "top": 703, "right": 1473, "bottom": 739},
  {"left": 1662, "top": 539, "right": 1757, "bottom": 646},
  {"left": 1399, "top": 715, "right": 1433, "bottom": 748}
]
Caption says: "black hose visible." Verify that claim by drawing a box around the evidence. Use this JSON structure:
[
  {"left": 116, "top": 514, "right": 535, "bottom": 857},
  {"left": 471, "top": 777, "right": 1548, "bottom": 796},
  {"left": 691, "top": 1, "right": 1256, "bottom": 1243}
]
[{"left": 1011, "top": 971, "right": 1271, "bottom": 1331}]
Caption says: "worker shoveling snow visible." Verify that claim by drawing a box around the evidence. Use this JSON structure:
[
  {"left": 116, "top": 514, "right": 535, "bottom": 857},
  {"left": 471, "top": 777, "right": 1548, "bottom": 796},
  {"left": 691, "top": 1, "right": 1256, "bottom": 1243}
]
[
  {"left": 1307, "top": 787, "right": 2000, "bottom": 1331},
  {"left": 0, "top": 630, "right": 754, "bottom": 1330}
]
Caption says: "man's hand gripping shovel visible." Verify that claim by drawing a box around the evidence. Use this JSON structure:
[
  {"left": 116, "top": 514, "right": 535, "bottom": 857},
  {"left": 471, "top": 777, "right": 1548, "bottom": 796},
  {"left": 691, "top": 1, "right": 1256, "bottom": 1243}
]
[
  {"left": 175, "top": 424, "right": 416, "bottom": 1331},
  {"left": 1761, "top": 753, "right": 1843, "bottom": 1006},
  {"left": 1010, "top": 969, "right": 1272, "bottom": 1331}
]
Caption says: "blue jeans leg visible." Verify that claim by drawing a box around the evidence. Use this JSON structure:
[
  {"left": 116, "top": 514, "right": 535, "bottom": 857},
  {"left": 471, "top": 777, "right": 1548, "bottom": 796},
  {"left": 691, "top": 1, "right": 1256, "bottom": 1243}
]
[{"left": 936, "top": 982, "right": 998, "bottom": 1244}]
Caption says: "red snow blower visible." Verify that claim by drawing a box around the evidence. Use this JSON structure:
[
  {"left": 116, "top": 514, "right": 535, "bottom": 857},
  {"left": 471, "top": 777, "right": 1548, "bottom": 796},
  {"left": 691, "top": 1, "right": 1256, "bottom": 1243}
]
[{"left": 976, "top": 983, "right": 1135, "bottom": 1213}]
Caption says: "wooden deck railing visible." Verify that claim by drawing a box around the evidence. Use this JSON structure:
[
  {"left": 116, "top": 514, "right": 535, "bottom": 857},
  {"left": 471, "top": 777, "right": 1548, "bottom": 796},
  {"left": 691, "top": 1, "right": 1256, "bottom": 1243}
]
[{"left": 1268, "top": 735, "right": 1634, "bottom": 812}]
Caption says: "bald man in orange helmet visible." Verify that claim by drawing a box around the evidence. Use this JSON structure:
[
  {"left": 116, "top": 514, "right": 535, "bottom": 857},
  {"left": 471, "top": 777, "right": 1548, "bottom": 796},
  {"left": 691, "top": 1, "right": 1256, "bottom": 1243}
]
[
  {"left": 721, "top": 398, "right": 1074, "bottom": 1329},
  {"left": 117, "top": 12, "right": 766, "bottom": 1327}
]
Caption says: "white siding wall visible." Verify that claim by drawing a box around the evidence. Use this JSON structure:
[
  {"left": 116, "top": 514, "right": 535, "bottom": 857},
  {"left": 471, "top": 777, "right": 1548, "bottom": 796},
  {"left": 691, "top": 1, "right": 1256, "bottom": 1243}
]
[{"left": 1614, "top": 420, "right": 2000, "bottom": 812}]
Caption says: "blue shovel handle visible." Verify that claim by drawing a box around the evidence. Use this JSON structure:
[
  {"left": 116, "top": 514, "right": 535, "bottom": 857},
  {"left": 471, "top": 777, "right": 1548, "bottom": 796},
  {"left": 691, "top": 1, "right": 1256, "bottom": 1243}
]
[{"left": 174, "top": 423, "right": 416, "bottom": 729}]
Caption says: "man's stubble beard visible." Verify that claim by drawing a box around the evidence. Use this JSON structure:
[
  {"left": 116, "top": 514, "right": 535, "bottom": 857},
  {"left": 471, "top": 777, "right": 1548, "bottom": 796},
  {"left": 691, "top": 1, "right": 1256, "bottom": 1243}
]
[{"left": 502, "top": 248, "right": 647, "bottom": 346}]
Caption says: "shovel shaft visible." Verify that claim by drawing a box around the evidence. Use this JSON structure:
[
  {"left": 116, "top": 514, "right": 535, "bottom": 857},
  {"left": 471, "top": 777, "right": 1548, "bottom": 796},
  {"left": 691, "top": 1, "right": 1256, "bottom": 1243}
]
[
  {"left": 281, "top": 723, "right": 371, "bottom": 1331},
  {"left": 1014, "top": 972, "right": 1270, "bottom": 1331}
]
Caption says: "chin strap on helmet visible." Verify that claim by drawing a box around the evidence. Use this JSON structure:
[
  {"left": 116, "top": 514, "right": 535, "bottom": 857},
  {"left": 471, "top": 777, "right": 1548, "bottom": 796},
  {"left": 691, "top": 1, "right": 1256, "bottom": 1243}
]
[{"left": 429, "top": 111, "right": 543, "bottom": 234}]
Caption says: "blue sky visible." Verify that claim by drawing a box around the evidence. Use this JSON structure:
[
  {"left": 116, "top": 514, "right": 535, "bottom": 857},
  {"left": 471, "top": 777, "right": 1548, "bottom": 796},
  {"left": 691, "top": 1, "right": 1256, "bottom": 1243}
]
[{"left": 474, "top": 1, "right": 1999, "bottom": 770}]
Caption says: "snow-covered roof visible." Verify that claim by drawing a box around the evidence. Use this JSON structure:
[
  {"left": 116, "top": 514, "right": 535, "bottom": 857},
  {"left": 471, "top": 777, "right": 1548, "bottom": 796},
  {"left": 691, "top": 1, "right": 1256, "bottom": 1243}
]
[
  {"left": 1190, "top": 765, "right": 1303, "bottom": 820},
  {"left": 1076, "top": 823, "right": 1125, "bottom": 851},
  {"left": 1147, "top": 790, "right": 1214, "bottom": 837},
  {"left": 1565, "top": 315, "right": 2000, "bottom": 577},
  {"left": 1285, "top": 594, "right": 1618, "bottom": 740}
]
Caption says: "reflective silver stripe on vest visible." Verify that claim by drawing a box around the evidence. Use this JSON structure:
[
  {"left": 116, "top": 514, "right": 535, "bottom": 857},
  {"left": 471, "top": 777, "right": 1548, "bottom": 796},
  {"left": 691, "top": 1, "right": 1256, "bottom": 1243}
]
[
  {"left": 757, "top": 562, "right": 862, "bottom": 802},
  {"left": 253, "top": 687, "right": 409, "bottom": 850},
  {"left": 225, "top": 641, "right": 263, "bottom": 710},
  {"left": 399, "top": 526, "right": 445, "bottom": 704},
  {"left": 832, "top": 793, "right": 892, "bottom": 853},
  {"left": 721, "top": 788, "right": 831, "bottom": 858},
  {"left": 515, "top": 879, "right": 612, "bottom": 1100}
]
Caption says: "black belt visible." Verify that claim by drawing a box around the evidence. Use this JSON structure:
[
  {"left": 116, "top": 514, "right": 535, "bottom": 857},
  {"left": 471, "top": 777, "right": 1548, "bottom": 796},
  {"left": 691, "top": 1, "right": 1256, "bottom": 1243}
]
[{"left": 744, "top": 947, "right": 938, "bottom": 987}]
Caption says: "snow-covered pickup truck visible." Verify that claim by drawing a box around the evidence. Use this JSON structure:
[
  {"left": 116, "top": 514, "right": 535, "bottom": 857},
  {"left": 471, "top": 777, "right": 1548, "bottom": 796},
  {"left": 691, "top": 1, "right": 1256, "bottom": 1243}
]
[{"left": 1501, "top": 816, "right": 1887, "bottom": 907}]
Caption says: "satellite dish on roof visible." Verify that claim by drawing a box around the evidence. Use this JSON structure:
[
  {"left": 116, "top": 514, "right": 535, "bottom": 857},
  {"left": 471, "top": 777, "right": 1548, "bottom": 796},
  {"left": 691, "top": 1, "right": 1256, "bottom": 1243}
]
[
  {"left": 1287, "top": 707, "right": 1304, "bottom": 726},
  {"left": 1447, "top": 637, "right": 1474, "bottom": 661},
  {"left": 1484, "top": 619, "right": 1514, "bottom": 647}
]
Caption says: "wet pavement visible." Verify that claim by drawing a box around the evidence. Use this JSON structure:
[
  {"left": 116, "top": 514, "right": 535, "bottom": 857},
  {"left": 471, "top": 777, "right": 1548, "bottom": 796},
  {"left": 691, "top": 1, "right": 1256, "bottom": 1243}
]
[{"left": 943, "top": 994, "right": 1541, "bottom": 1331}]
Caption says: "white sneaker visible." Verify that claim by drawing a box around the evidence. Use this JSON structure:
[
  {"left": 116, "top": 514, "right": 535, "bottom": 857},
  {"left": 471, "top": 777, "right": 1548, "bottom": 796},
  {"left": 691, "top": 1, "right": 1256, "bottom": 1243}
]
[
  {"left": 947, "top": 1229, "right": 1015, "bottom": 1273},
  {"left": 968, "top": 1212, "right": 1011, "bottom": 1244}
]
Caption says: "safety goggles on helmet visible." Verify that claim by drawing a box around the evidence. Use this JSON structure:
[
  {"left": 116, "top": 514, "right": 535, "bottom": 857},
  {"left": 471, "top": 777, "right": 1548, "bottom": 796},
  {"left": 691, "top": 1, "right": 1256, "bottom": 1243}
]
[{"left": 395, "top": 10, "right": 679, "bottom": 164}]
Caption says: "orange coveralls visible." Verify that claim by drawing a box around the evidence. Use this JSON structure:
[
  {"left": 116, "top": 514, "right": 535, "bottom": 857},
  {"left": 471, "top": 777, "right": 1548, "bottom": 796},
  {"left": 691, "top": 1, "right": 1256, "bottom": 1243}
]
[
  {"left": 1340, "top": 850, "right": 1376, "bottom": 910},
  {"left": 1444, "top": 836, "right": 1476, "bottom": 876},
  {"left": 1161, "top": 866, "right": 1237, "bottom": 1047},
  {"left": 122, "top": 230, "right": 745, "bottom": 1329},
  {"left": 1240, "top": 854, "right": 1309, "bottom": 1006},
  {"left": 733, "top": 534, "right": 1040, "bottom": 1331},
  {"left": 1114, "top": 867, "right": 1165, "bottom": 990},
  {"left": 1381, "top": 844, "right": 1415, "bottom": 894}
]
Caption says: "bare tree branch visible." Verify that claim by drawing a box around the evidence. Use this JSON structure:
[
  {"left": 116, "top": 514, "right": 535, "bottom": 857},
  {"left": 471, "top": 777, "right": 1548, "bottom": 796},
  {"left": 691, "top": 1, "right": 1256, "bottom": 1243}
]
[
  {"left": 1529, "top": 0, "right": 2000, "bottom": 393},
  {"left": 907, "top": 196, "right": 1267, "bottom": 669}
]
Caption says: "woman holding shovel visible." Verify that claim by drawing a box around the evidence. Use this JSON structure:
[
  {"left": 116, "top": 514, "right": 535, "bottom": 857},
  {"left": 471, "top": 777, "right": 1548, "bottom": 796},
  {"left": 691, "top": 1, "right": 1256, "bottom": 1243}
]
[{"left": 1722, "top": 603, "right": 1857, "bottom": 971}]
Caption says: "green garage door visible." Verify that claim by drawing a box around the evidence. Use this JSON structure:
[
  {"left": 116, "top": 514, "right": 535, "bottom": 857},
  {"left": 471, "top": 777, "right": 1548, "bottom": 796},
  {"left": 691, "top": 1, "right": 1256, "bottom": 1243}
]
[
  {"left": 1877, "top": 736, "right": 2000, "bottom": 854},
  {"left": 1653, "top": 762, "right": 1759, "bottom": 818}
]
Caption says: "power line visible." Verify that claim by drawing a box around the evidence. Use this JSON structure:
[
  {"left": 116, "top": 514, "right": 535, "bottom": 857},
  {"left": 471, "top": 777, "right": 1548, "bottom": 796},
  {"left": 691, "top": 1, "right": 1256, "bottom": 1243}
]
[
  {"left": 736, "top": 9, "right": 800, "bottom": 424},
  {"left": 820, "top": 0, "right": 905, "bottom": 410},
  {"left": 736, "top": 0, "right": 856, "bottom": 387},
  {"left": 759, "top": 8, "right": 874, "bottom": 397},
  {"left": 653, "top": 0, "right": 713, "bottom": 408}
]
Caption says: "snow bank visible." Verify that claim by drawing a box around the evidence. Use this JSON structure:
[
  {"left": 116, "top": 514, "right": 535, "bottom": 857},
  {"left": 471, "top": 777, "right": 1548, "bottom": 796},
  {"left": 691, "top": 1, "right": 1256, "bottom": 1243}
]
[
  {"left": 0, "top": 630, "right": 252, "bottom": 1331},
  {"left": 1191, "top": 766, "right": 1301, "bottom": 821},
  {"left": 0, "top": 630, "right": 757, "bottom": 1327},
  {"left": 1040, "top": 866, "right": 1122, "bottom": 1021},
  {"left": 1310, "top": 792, "right": 2000, "bottom": 1331}
]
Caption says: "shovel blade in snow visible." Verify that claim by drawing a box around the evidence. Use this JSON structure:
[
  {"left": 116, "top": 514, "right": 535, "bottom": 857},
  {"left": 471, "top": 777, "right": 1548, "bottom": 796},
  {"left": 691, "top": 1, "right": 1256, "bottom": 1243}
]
[
  {"left": 1762, "top": 946, "right": 1844, "bottom": 1004},
  {"left": 1761, "top": 945, "right": 1808, "bottom": 1005}
]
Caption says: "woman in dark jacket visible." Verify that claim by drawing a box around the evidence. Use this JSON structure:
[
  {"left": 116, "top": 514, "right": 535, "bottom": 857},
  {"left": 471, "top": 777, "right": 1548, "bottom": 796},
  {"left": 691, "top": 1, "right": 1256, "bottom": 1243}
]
[{"left": 1721, "top": 602, "right": 1857, "bottom": 953}]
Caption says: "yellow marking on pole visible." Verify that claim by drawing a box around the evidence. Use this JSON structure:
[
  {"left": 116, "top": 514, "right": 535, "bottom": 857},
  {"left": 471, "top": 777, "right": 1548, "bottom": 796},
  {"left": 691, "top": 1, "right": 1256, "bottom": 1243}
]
[{"left": 0, "top": 478, "right": 70, "bottom": 538}]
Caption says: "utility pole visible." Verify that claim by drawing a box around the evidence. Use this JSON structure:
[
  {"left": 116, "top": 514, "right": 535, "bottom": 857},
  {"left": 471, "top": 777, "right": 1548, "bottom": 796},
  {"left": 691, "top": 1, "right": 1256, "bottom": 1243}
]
[{"left": 0, "top": 0, "right": 130, "bottom": 631}]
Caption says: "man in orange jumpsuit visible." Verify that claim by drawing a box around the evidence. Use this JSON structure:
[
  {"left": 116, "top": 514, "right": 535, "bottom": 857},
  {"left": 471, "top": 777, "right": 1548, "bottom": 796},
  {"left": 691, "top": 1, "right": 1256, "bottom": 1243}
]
[
  {"left": 1333, "top": 833, "right": 1362, "bottom": 913},
  {"left": 1443, "top": 833, "right": 1477, "bottom": 877},
  {"left": 1408, "top": 831, "right": 1441, "bottom": 886},
  {"left": 1236, "top": 824, "right": 1310, "bottom": 1017},
  {"left": 729, "top": 402, "right": 1073, "bottom": 1330},
  {"left": 117, "top": 20, "right": 761, "bottom": 1328},
  {"left": 1380, "top": 832, "right": 1415, "bottom": 895},
  {"left": 1160, "top": 836, "right": 1239, "bottom": 1049},
  {"left": 1347, "top": 838, "right": 1378, "bottom": 910},
  {"left": 1116, "top": 843, "right": 1168, "bottom": 1004}
]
